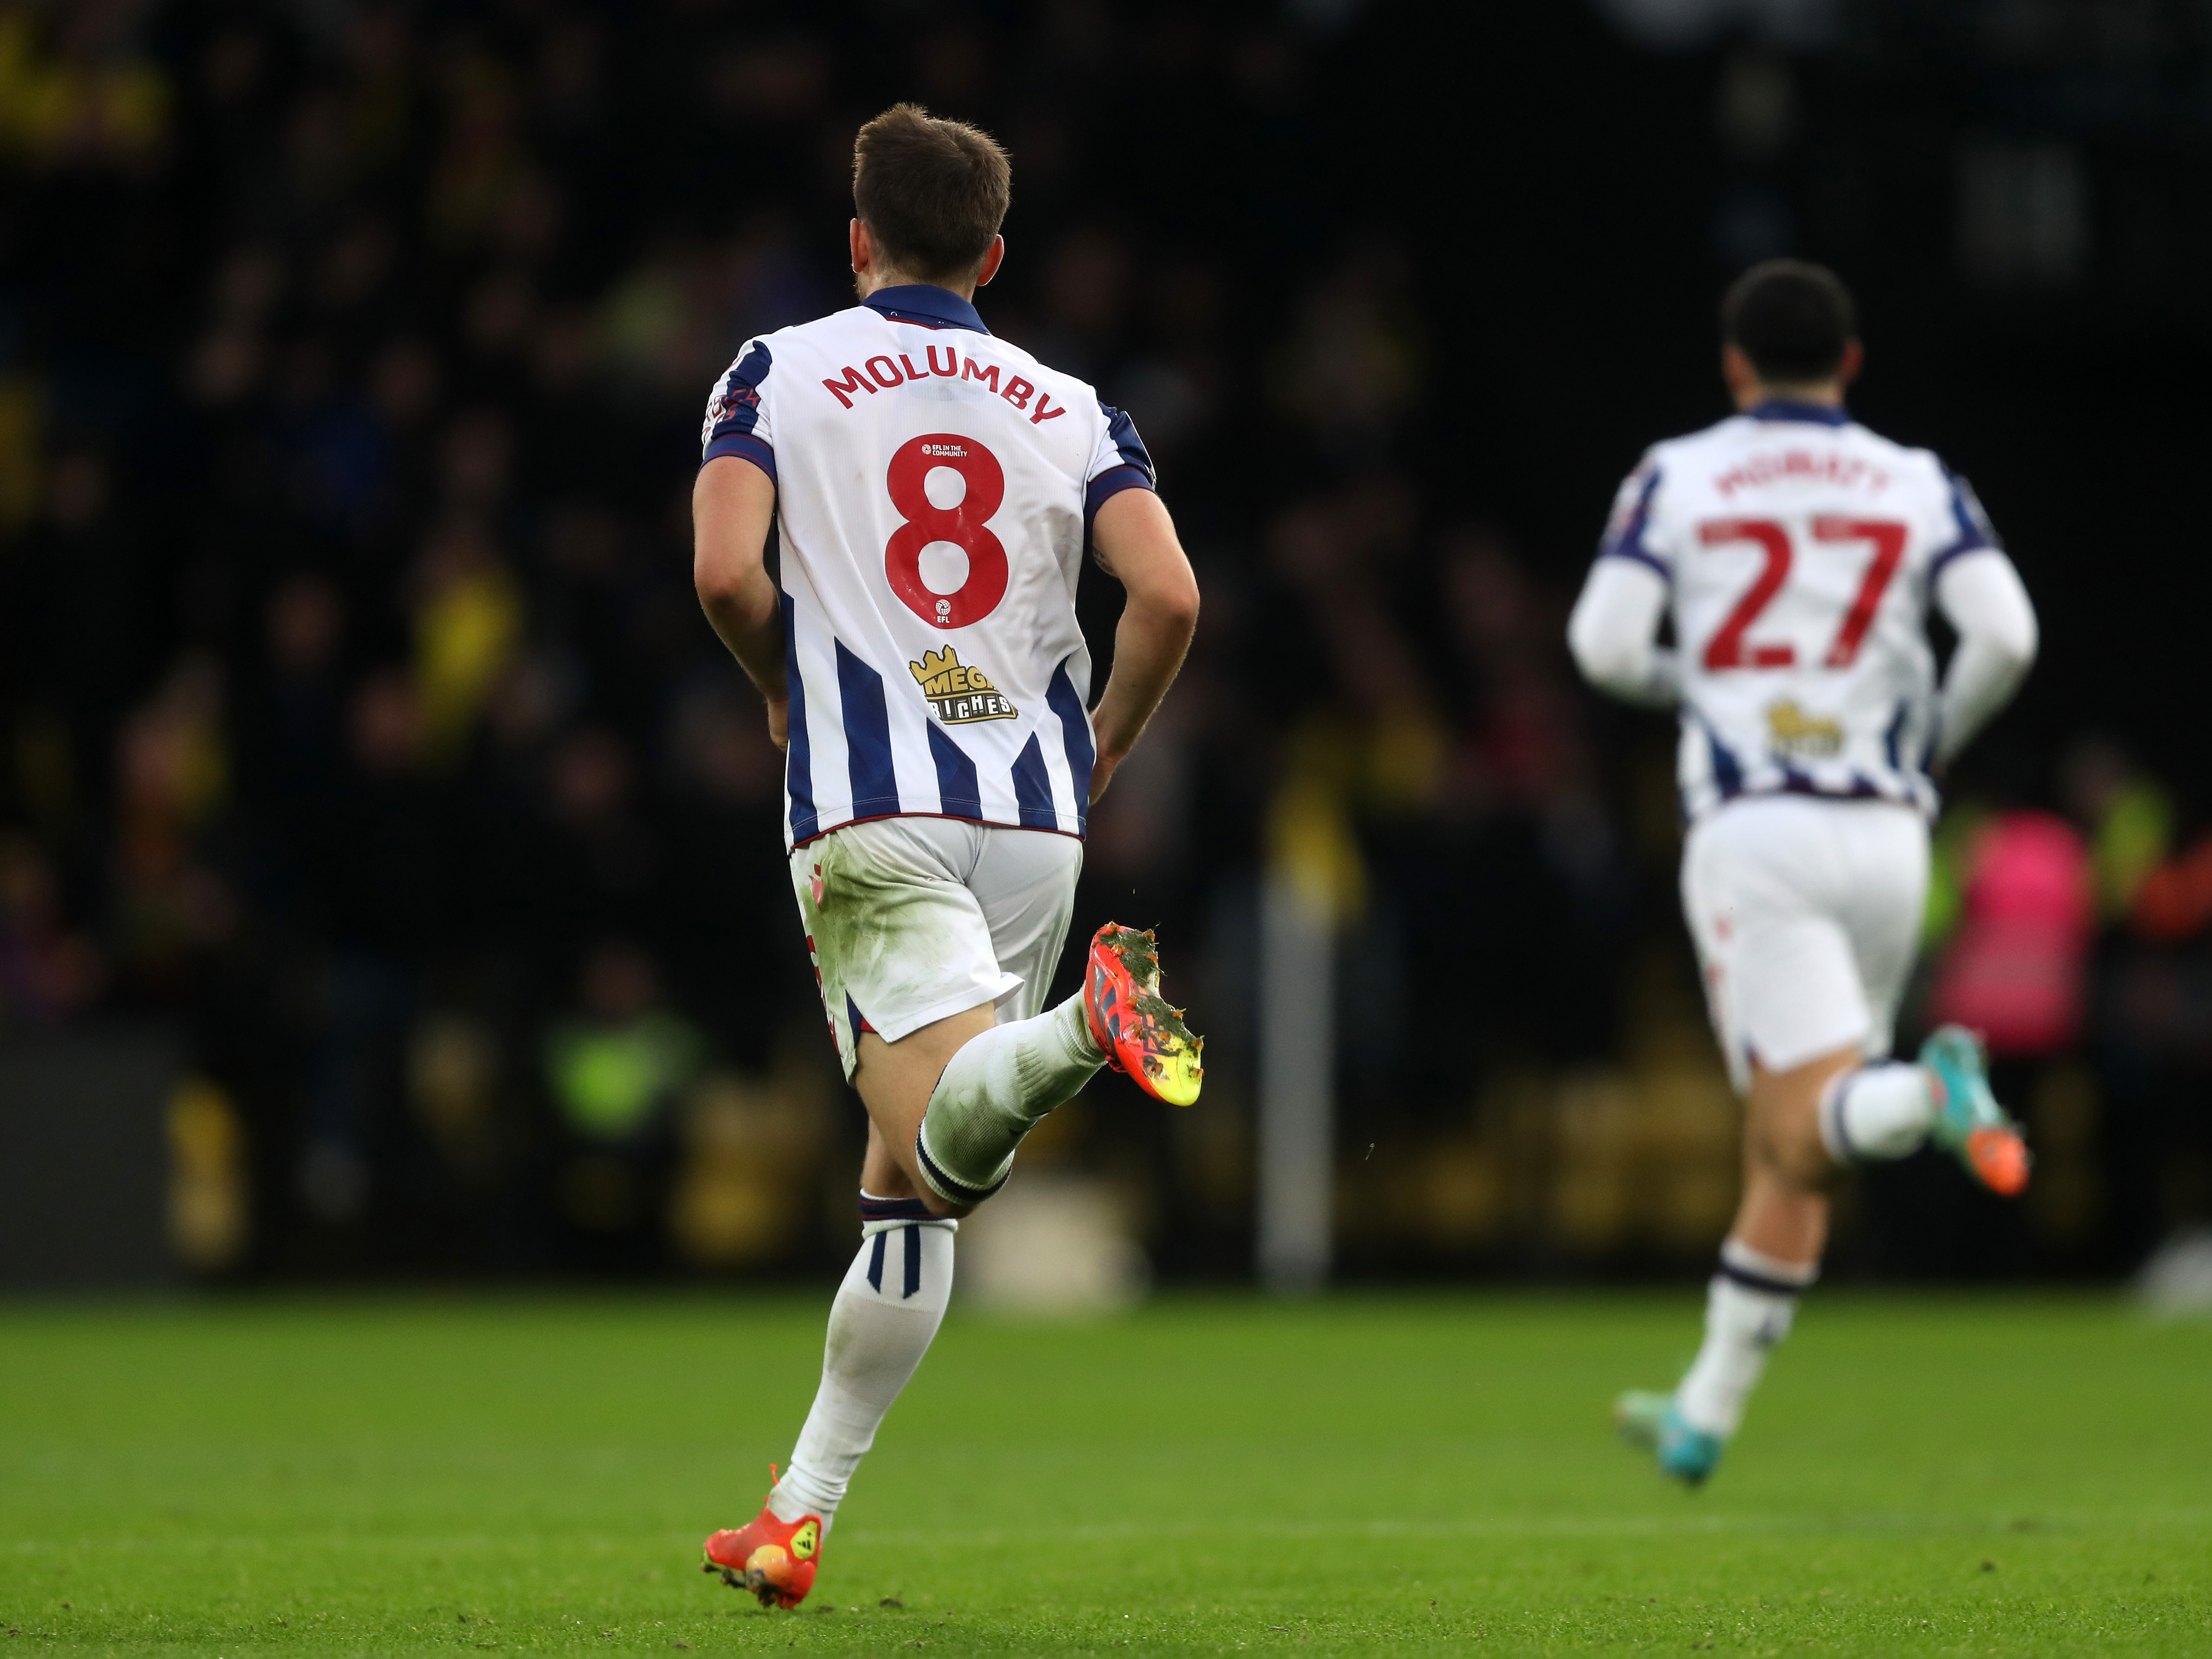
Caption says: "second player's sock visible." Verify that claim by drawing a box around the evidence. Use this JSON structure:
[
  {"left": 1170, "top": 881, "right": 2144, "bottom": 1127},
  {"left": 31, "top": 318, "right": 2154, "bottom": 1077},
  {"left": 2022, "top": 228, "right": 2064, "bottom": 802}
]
[
  {"left": 768, "top": 1196, "right": 956, "bottom": 1536},
  {"left": 1817, "top": 1062, "right": 1937, "bottom": 1163},
  {"left": 1674, "top": 1239, "right": 1816, "bottom": 1438},
  {"left": 913, "top": 993, "right": 1106, "bottom": 1203}
]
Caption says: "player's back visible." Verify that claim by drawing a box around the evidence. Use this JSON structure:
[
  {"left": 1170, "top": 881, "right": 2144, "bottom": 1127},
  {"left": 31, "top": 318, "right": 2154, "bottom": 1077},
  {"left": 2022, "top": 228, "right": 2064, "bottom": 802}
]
[
  {"left": 702, "top": 285, "right": 1149, "bottom": 849},
  {"left": 1601, "top": 399, "right": 1998, "bottom": 820}
]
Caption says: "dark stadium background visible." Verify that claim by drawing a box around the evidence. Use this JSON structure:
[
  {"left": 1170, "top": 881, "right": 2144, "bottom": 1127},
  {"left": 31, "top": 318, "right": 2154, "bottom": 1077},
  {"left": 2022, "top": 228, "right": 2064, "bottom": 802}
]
[{"left": 1, "top": 0, "right": 2206, "bottom": 1291}]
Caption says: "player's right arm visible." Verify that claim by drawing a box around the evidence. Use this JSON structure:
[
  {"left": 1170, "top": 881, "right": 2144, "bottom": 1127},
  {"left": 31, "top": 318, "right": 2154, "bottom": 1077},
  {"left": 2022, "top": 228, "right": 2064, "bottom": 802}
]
[
  {"left": 1087, "top": 487, "right": 1201, "bottom": 804},
  {"left": 693, "top": 453, "right": 788, "bottom": 750}
]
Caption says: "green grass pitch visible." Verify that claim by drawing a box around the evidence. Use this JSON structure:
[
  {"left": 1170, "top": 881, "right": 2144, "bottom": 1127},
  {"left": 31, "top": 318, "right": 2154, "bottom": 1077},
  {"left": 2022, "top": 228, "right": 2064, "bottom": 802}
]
[{"left": 1, "top": 1292, "right": 2205, "bottom": 1655}]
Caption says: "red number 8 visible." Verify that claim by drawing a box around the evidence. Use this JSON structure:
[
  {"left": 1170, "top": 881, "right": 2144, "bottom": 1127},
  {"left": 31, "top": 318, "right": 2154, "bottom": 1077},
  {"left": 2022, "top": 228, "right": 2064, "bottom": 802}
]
[{"left": 884, "top": 433, "right": 1008, "bottom": 629}]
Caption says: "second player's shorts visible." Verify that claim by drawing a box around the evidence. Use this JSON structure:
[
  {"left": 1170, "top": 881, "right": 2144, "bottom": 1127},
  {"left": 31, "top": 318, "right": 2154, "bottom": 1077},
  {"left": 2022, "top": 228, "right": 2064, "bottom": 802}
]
[
  {"left": 1680, "top": 795, "right": 1929, "bottom": 1093},
  {"left": 790, "top": 816, "right": 1082, "bottom": 1082}
]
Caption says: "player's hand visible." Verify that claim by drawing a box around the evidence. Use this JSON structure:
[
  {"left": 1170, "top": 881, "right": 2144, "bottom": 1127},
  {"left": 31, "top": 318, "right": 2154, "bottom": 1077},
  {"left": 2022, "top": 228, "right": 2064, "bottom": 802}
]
[{"left": 767, "top": 697, "right": 789, "bottom": 753}]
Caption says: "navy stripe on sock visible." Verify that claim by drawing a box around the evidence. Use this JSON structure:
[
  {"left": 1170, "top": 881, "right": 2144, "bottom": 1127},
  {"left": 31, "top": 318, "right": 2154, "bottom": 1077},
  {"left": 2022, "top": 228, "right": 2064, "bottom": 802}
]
[
  {"left": 858, "top": 1194, "right": 936, "bottom": 1224},
  {"left": 1822, "top": 1067, "right": 1864, "bottom": 1164},
  {"left": 1715, "top": 1257, "right": 1808, "bottom": 1298},
  {"left": 914, "top": 1128, "right": 1007, "bottom": 1205},
  {"left": 902, "top": 1224, "right": 922, "bottom": 1299},
  {"left": 866, "top": 1229, "right": 887, "bottom": 1293}
]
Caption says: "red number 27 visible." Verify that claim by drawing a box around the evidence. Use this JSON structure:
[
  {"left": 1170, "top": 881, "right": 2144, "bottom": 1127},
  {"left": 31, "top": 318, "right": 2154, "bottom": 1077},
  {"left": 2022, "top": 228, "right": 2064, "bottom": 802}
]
[{"left": 1697, "top": 517, "right": 1907, "bottom": 672}]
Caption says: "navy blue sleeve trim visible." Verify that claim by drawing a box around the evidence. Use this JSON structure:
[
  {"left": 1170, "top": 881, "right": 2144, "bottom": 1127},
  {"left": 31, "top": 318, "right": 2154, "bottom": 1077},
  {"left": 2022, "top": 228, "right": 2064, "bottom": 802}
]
[
  {"left": 1598, "top": 466, "right": 1667, "bottom": 579},
  {"left": 702, "top": 431, "right": 776, "bottom": 481},
  {"left": 1927, "top": 467, "right": 1997, "bottom": 577},
  {"left": 1084, "top": 463, "right": 1154, "bottom": 528},
  {"left": 1927, "top": 539, "right": 1998, "bottom": 582},
  {"left": 1599, "top": 544, "right": 1672, "bottom": 582},
  {"left": 1085, "top": 462, "right": 1154, "bottom": 512}
]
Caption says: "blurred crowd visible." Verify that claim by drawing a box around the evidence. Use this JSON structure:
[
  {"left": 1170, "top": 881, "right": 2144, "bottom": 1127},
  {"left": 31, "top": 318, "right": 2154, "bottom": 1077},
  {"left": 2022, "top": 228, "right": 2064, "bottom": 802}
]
[{"left": 1, "top": 0, "right": 2209, "bottom": 1284}]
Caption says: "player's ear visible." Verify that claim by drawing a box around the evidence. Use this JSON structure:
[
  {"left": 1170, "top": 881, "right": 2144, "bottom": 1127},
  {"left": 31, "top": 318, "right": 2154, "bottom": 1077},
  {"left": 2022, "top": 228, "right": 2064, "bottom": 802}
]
[
  {"left": 850, "top": 218, "right": 871, "bottom": 275},
  {"left": 1721, "top": 343, "right": 1758, "bottom": 403},
  {"left": 1837, "top": 338, "right": 1864, "bottom": 388},
  {"left": 974, "top": 235, "right": 1005, "bottom": 289}
]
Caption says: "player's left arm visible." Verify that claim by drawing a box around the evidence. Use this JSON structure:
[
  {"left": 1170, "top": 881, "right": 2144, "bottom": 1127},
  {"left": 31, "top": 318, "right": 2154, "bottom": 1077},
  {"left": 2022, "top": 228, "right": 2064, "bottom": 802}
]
[
  {"left": 1931, "top": 548, "right": 2037, "bottom": 766},
  {"left": 1088, "top": 487, "right": 1201, "bottom": 804},
  {"left": 693, "top": 454, "right": 789, "bottom": 750}
]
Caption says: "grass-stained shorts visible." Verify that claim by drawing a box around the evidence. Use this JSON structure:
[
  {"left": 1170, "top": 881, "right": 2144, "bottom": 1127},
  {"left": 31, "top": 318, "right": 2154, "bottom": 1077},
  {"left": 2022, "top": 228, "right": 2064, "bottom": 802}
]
[{"left": 791, "top": 816, "right": 1082, "bottom": 1081}]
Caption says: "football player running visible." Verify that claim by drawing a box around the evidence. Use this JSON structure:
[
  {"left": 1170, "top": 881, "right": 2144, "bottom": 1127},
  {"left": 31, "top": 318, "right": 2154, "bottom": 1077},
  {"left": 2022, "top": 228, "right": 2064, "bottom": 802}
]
[
  {"left": 1568, "top": 260, "right": 2038, "bottom": 1486},
  {"left": 690, "top": 105, "right": 1203, "bottom": 1603}
]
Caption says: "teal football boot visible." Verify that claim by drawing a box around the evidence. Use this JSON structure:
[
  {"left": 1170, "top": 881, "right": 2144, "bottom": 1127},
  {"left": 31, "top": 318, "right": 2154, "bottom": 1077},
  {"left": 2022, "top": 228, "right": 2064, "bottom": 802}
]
[
  {"left": 1917, "top": 1025, "right": 2030, "bottom": 1195},
  {"left": 1614, "top": 1390, "right": 1722, "bottom": 1487}
]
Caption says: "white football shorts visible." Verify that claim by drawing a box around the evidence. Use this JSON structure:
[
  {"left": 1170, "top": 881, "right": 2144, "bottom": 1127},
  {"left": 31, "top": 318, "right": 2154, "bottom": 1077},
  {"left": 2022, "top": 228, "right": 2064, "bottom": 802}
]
[
  {"left": 1680, "top": 795, "right": 1930, "bottom": 1093},
  {"left": 790, "top": 816, "right": 1082, "bottom": 1082}
]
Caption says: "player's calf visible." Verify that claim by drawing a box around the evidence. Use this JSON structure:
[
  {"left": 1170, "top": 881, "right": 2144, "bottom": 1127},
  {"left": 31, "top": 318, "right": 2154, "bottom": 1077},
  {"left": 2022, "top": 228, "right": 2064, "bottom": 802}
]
[{"left": 911, "top": 923, "right": 1204, "bottom": 1205}]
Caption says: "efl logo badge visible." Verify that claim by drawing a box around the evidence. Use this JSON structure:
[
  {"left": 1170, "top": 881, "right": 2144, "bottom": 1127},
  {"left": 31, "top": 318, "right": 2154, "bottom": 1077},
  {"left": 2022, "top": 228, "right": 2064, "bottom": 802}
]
[{"left": 909, "top": 646, "right": 1017, "bottom": 724}]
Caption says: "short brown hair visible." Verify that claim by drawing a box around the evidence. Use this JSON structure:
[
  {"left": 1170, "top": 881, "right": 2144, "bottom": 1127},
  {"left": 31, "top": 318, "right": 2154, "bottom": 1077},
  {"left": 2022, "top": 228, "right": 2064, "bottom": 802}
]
[
  {"left": 1721, "top": 259, "right": 1858, "bottom": 384},
  {"left": 852, "top": 104, "right": 1011, "bottom": 285}
]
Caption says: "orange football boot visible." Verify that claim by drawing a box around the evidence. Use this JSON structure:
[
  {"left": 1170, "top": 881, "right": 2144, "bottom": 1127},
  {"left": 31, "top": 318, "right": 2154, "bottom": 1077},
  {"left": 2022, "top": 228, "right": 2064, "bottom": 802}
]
[
  {"left": 1084, "top": 923, "right": 1204, "bottom": 1106},
  {"left": 701, "top": 1473, "right": 822, "bottom": 1609}
]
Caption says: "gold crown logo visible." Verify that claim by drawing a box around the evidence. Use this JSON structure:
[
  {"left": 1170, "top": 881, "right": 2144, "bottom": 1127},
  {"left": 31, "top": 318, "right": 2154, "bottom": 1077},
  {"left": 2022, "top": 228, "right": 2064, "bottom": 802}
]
[
  {"left": 910, "top": 646, "right": 995, "bottom": 696},
  {"left": 910, "top": 646, "right": 962, "bottom": 685}
]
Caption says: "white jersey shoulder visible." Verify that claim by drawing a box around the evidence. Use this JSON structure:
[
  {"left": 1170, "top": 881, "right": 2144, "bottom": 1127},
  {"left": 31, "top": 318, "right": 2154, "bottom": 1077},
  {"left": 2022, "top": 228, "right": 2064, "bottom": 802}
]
[
  {"left": 1596, "top": 400, "right": 1999, "bottom": 821},
  {"left": 700, "top": 285, "right": 1154, "bottom": 849}
]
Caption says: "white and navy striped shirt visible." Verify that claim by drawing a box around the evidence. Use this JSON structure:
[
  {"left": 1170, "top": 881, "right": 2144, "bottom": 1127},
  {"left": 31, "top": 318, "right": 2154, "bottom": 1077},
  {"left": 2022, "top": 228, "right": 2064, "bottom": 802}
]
[
  {"left": 701, "top": 285, "right": 1152, "bottom": 849},
  {"left": 1596, "top": 401, "right": 2001, "bottom": 821}
]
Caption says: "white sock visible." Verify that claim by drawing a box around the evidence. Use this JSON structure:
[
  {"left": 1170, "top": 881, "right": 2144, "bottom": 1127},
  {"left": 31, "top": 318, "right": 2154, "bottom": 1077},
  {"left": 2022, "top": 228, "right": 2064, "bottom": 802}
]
[
  {"left": 1818, "top": 1062, "right": 1937, "bottom": 1163},
  {"left": 1674, "top": 1239, "right": 1817, "bottom": 1438},
  {"left": 914, "top": 993, "right": 1106, "bottom": 1203},
  {"left": 767, "top": 1194, "right": 955, "bottom": 1536}
]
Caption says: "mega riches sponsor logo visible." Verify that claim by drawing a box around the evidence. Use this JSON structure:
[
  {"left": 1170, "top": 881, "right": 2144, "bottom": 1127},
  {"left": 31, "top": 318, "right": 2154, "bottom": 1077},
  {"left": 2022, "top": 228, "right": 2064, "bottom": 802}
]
[
  {"left": 909, "top": 646, "right": 1017, "bottom": 724},
  {"left": 1765, "top": 699, "right": 1843, "bottom": 759}
]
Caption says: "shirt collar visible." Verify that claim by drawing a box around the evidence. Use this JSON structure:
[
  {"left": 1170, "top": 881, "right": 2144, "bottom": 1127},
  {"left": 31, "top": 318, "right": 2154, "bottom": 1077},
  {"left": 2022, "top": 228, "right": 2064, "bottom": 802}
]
[
  {"left": 862, "top": 284, "right": 991, "bottom": 335},
  {"left": 1747, "top": 398, "right": 1850, "bottom": 428}
]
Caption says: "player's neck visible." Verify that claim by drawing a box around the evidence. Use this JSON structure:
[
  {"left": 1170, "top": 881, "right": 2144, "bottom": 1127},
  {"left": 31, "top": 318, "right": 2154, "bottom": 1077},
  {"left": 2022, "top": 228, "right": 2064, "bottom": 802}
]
[
  {"left": 857, "top": 270, "right": 978, "bottom": 303},
  {"left": 1735, "top": 380, "right": 1845, "bottom": 412}
]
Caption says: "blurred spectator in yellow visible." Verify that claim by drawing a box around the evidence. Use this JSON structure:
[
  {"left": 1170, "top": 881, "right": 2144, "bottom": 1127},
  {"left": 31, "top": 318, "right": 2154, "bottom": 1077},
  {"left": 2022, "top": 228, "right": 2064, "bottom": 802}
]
[
  {"left": 544, "top": 941, "right": 702, "bottom": 1268},
  {"left": 109, "top": 655, "right": 234, "bottom": 1001},
  {"left": 411, "top": 516, "right": 522, "bottom": 769},
  {"left": 0, "top": 3, "right": 167, "bottom": 172}
]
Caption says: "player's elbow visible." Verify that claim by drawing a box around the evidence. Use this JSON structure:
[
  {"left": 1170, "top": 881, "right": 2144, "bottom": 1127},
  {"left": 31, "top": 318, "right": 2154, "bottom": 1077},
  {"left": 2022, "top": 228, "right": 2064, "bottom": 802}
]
[
  {"left": 1149, "top": 570, "right": 1201, "bottom": 638},
  {"left": 1566, "top": 605, "right": 1640, "bottom": 694},
  {"left": 692, "top": 538, "right": 764, "bottom": 617},
  {"left": 1124, "top": 560, "right": 1199, "bottom": 640},
  {"left": 1967, "top": 593, "right": 2039, "bottom": 676}
]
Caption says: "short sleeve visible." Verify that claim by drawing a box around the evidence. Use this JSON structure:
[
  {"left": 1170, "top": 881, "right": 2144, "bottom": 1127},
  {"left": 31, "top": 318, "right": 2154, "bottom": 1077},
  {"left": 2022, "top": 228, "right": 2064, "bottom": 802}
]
[
  {"left": 1596, "top": 450, "right": 1668, "bottom": 580},
  {"left": 1928, "top": 463, "right": 2000, "bottom": 577},
  {"left": 1084, "top": 401, "right": 1155, "bottom": 524},
  {"left": 700, "top": 341, "right": 775, "bottom": 480}
]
